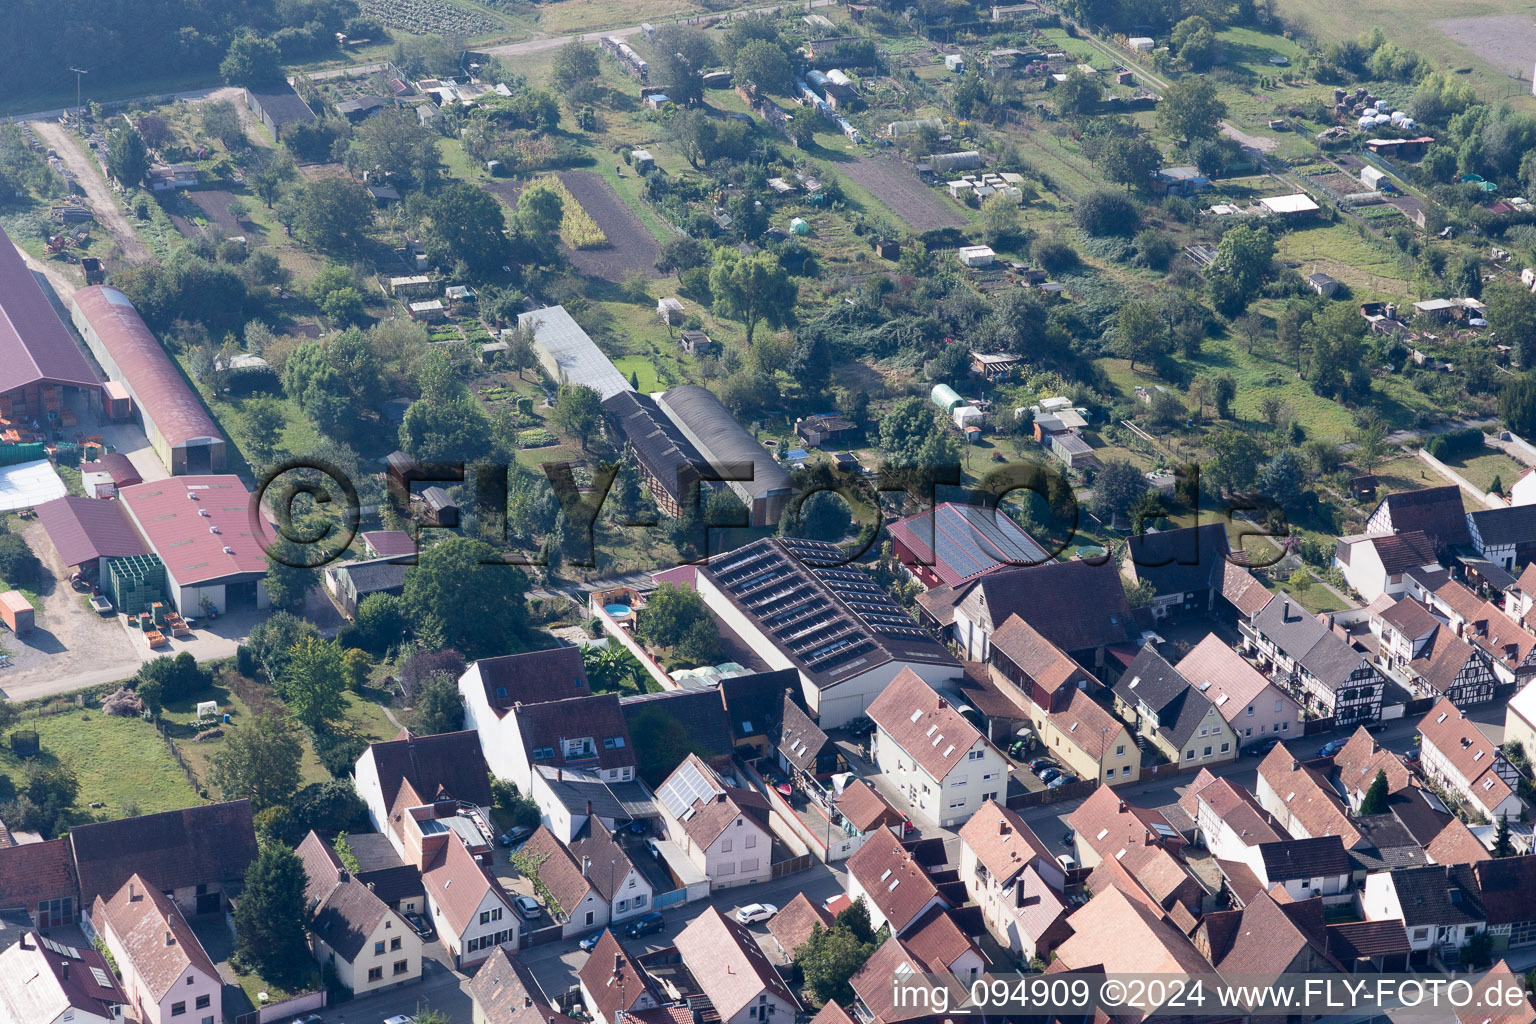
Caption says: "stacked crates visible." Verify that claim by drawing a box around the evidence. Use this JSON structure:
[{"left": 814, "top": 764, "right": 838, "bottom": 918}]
[{"left": 105, "top": 553, "right": 166, "bottom": 615}]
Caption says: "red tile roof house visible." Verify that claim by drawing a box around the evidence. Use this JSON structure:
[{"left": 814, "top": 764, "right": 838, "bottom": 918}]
[
  {"left": 469, "top": 946, "right": 581, "bottom": 1024},
  {"left": 674, "top": 906, "right": 801, "bottom": 1024},
  {"left": 1174, "top": 633, "right": 1302, "bottom": 750},
  {"left": 420, "top": 827, "right": 520, "bottom": 968},
  {"left": 1179, "top": 770, "right": 1285, "bottom": 862},
  {"left": 70, "top": 801, "right": 258, "bottom": 920},
  {"left": 520, "top": 820, "right": 654, "bottom": 938},
  {"left": 1373, "top": 597, "right": 1498, "bottom": 707},
  {"left": 848, "top": 932, "right": 971, "bottom": 1024},
  {"left": 766, "top": 892, "right": 832, "bottom": 961},
  {"left": 844, "top": 825, "right": 950, "bottom": 937},
  {"left": 90, "top": 874, "right": 222, "bottom": 1024},
  {"left": 0, "top": 837, "right": 78, "bottom": 928},
  {"left": 1254, "top": 744, "right": 1363, "bottom": 849},
  {"left": 1458, "top": 960, "right": 1536, "bottom": 1024},
  {"left": 655, "top": 754, "right": 774, "bottom": 889},
  {"left": 1053, "top": 883, "right": 1216, "bottom": 1007},
  {"left": 295, "top": 831, "right": 422, "bottom": 996},
  {"left": 957, "top": 800, "right": 1071, "bottom": 961},
  {"left": 1192, "top": 891, "right": 1344, "bottom": 985},
  {"left": 579, "top": 930, "right": 666, "bottom": 1024},
  {"left": 353, "top": 727, "right": 495, "bottom": 857},
  {"left": 1330, "top": 727, "right": 1414, "bottom": 811},
  {"left": 115, "top": 476, "right": 274, "bottom": 616},
  {"left": 1418, "top": 698, "right": 1524, "bottom": 822},
  {"left": 0, "top": 929, "right": 126, "bottom": 1024},
  {"left": 1472, "top": 856, "right": 1536, "bottom": 956},
  {"left": 865, "top": 668, "right": 1008, "bottom": 828},
  {"left": 1066, "top": 787, "right": 1205, "bottom": 918},
  {"left": 1361, "top": 863, "right": 1486, "bottom": 966}
]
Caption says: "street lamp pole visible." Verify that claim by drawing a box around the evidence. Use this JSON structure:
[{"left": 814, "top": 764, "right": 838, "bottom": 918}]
[{"left": 69, "top": 68, "right": 88, "bottom": 113}]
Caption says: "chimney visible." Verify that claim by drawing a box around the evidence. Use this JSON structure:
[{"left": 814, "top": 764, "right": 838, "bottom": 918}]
[
  {"left": 613, "top": 953, "right": 623, "bottom": 979},
  {"left": 582, "top": 856, "right": 591, "bottom": 878},
  {"left": 61, "top": 962, "right": 68, "bottom": 981},
  {"left": 558, "top": 768, "right": 563, "bottom": 782},
  {"left": 1283, "top": 600, "right": 1291, "bottom": 619},
  {"left": 937, "top": 696, "right": 947, "bottom": 709},
  {"left": 526, "top": 996, "right": 534, "bottom": 1008},
  {"left": 586, "top": 800, "right": 593, "bottom": 818},
  {"left": 165, "top": 931, "right": 175, "bottom": 947},
  {"left": 1118, "top": 800, "right": 1127, "bottom": 813},
  {"left": 17, "top": 933, "right": 28, "bottom": 950},
  {"left": 1144, "top": 829, "right": 1154, "bottom": 846},
  {"left": 998, "top": 818, "right": 1010, "bottom": 835},
  {"left": 128, "top": 881, "right": 138, "bottom": 902},
  {"left": 1291, "top": 758, "right": 1299, "bottom": 771}
]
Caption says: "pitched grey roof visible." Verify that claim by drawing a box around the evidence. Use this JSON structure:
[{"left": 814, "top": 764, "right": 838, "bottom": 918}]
[
  {"left": 654, "top": 385, "right": 792, "bottom": 501},
  {"left": 1125, "top": 523, "right": 1230, "bottom": 598},
  {"left": 1113, "top": 646, "right": 1212, "bottom": 748},
  {"left": 1258, "top": 836, "right": 1350, "bottom": 881},
  {"left": 619, "top": 687, "right": 734, "bottom": 758},
  {"left": 777, "top": 691, "right": 830, "bottom": 772},
  {"left": 969, "top": 558, "right": 1138, "bottom": 654},
  {"left": 1469, "top": 506, "right": 1536, "bottom": 548},
  {"left": 519, "top": 305, "right": 633, "bottom": 401},
  {"left": 1250, "top": 598, "right": 1367, "bottom": 687}
]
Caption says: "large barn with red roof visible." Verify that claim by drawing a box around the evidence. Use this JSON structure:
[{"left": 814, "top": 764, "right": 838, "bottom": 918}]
[{"left": 0, "top": 225, "right": 101, "bottom": 427}]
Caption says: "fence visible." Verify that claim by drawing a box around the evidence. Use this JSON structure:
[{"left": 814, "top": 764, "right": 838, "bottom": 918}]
[
  {"left": 655, "top": 888, "right": 687, "bottom": 909},
  {"left": 771, "top": 853, "right": 814, "bottom": 878},
  {"left": 1006, "top": 777, "right": 1097, "bottom": 809},
  {"left": 522, "top": 922, "right": 566, "bottom": 949},
  {"left": 232, "top": 990, "right": 326, "bottom": 1024},
  {"left": 1302, "top": 716, "right": 1336, "bottom": 736},
  {"left": 154, "top": 719, "right": 208, "bottom": 798}
]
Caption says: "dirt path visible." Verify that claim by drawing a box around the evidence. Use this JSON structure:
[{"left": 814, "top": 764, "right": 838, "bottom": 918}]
[
  {"left": 0, "top": 524, "right": 146, "bottom": 702},
  {"left": 29, "top": 120, "right": 152, "bottom": 264}
]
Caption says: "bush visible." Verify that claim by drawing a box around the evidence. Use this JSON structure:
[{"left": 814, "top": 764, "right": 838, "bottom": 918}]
[
  {"left": 310, "top": 731, "right": 368, "bottom": 779},
  {"left": 1073, "top": 190, "right": 1141, "bottom": 237},
  {"left": 1035, "top": 240, "right": 1079, "bottom": 273},
  {"left": 101, "top": 687, "right": 144, "bottom": 717},
  {"left": 0, "top": 533, "right": 40, "bottom": 587},
  {"left": 1426, "top": 427, "right": 1484, "bottom": 460}
]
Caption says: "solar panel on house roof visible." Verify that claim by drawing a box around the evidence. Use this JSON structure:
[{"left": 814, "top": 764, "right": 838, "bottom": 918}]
[{"left": 658, "top": 757, "right": 722, "bottom": 819}]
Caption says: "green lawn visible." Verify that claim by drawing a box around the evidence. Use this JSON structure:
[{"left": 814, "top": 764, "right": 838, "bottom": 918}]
[
  {"left": 8, "top": 711, "right": 204, "bottom": 821},
  {"left": 1271, "top": 573, "right": 1349, "bottom": 615},
  {"left": 1442, "top": 449, "right": 1528, "bottom": 494},
  {"left": 612, "top": 354, "right": 663, "bottom": 393},
  {"left": 1273, "top": 222, "right": 1413, "bottom": 301}
]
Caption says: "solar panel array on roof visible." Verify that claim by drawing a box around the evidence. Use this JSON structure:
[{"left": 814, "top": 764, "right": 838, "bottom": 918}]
[
  {"left": 889, "top": 503, "right": 1050, "bottom": 586},
  {"left": 657, "top": 756, "right": 722, "bottom": 821}
]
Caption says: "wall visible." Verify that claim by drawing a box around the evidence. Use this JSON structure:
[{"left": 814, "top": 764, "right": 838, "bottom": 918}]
[
  {"left": 1226, "top": 685, "right": 1302, "bottom": 746},
  {"left": 701, "top": 815, "right": 772, "bottom": 888}
]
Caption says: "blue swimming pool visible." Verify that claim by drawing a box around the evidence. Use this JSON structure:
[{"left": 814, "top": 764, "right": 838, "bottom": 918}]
[{"left": 604, "top": 603, "right": 632, "bottom": 617}]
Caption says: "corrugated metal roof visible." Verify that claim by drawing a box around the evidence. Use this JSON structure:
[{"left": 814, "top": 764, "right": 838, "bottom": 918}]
[
  {"left": 517, "top": 305, "right": 633, "bottom": 401},
  {"left": 655, "top": 385, "right": 791, "bottom": 501},
  {"left": 0, "top": 225, "right": 101, "bottom": 395},
  {"left": 118, "top": 476, "right": 270, "bottom": 586},
  {"left": 35, "top": 496, "right": 149, "bottom": 568},
  {"left": 71, "top": 287, "right": 223, "bottom": 450}
]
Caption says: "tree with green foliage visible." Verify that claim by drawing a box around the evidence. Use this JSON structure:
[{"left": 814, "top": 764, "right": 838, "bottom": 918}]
[
  {"left": 1158, "top": 75, "right": 1226, "bottom": 143},
  {"left": 1102, "top": 134, "right": 1160, "bottom": 190},
  {"left": 1214, "top": 224, "right": 1275, "bottom": 295},
  {"left": 1258, "top": 449, "right": 1305, "bottom": 510},
  {"left": 413, "top": 673, "right": 465, "bottom": 735},
  {"left": 1485, "top": 279, "right": 1536, "bottom": 369},
  {"left": 656, "top": 235, "right": 709, "bottom": 278},
  {"left": 1054, "top": 68, "right": 1100, "bottom": 116},
  {"left": 246, "top": 611, "right": 319, "bottom": 680},
  {"left": 426, "top": 183, "right": 509, "bottom": 275},
  {"left": 292, "top": 177, "right": 374, "bottom": 250},
  {"left": 1093, "top": 460, "right": 1149, "bottom": 524},
  {"left": 277, "top": 637, "right": 348, "bottom": 731},
  {"left": 1493, "top": 814, "right": 1516, "bottom": 857},
  {"left": 1208, "top": 428, "right": 1264, "bottom": 494},
  {"left": 1499, "top": 373, "right": 1536, "bottom": 435},
  {"left": 636, "top": 582, "right": 714, "bottom": 652},
  {"left": 107, "top": 128, "right": 150, "bottom": 187},
  {"left": 1359, "top": 768, "right": 1390, "bottom": 815},
  {"left": 1171, "top": 16, "right": 1219, "bottom": 70},
  {"left": 1073, "top": 189, "right": 1140, "bottom": 237},
  {"left": 401, "top": 537, "right": 529, "bottom": 658},
  {"left": 630, "top": 705, "right": 710, "bottom": 786},
  {"left": 1212, "top": 373, "right": 1237, "bottom": 419},
  {"left": 351, "top": 592, "right": 409, "bottom": 656},
  {"left": 652, "top": 26, "right": 714, "bottom": 106},
  {"left": 781, "top": 490, "right": 853, "bottom": 542},
  {"left": 1304, "top": 303, "right": 1372, "bottom": 402},
  {"left": 221, "top": 34, "right": 282, "bottom": 85},
  {"left": 210, "top": 713, "right": 303, "bottom": 811},
  {"left": 1352, "top": 418, "right": 1390, "bottom": 472},
  {"left": 1115, "top": 300, "right": 1170, "bottom": 371},
  {"left": 733, "top": 39, "right": 792, "bottom": 95},
  {"left": 550, "top": 384, "right": 604, "bottom": 451},
  {"left": 346, "top": 108, "right": 442, "bottom": 190},
  {"left": 233, "top": 845, "right": 311, "bottom": 988},
  {"left": 240, "top": 396, "right": 287, "bottom": 465},
  {"left": 252, "top": 149, "right": 297, "bottom": 208},
  {"left": 978, "top": 192, "right": 1022, "bottom": 246},
  {"left": 263, "top": 540, "right": 315, "bottom": 614},
  {"left": 710, "top": 248, "right": 796, "bottom": 349},
  {"left": 796, "top": 899, "right": 878, "bottom": 1004},
  {"left": 550, "top": 41, "right": 601, "bottom": 99}
]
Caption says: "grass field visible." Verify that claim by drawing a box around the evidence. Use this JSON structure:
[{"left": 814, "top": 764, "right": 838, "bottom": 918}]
[
  {"left": 612, "top": 354, "right": 663, "bottom": 393},
  {"left": 1442, "top": 449, "right": 1527, "bottom": 493},
  {"left": 1274, "top": 223, "right": 1413, "bottom": 300},
  {"left": 7, "top": 711, "right": 204, "bottom": 821}
]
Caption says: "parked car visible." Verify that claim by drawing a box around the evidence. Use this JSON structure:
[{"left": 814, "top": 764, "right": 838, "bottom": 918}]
[
  {"left": 1028, "top": 757, "right": 1061, "bottom": 773},
  {"left": 403, "top": 912, "right": 435, "bottom": 941},
  {"left": 646, "top": 839, "right": 663, "bottom": 859},
  {"left": 1318, "top": 739, "right": 1347, "bottom": 758},
  {"left": 385, "top": 1017, "right": 416, "bottom": 1024},
  {"left": 1061, "top": 829, "right": 1075, "bottom": 847},
  {"left": 623, "top": 911, "right": 665, "bottom": 939},
  {"left": 846, "top": 716, "right": 875, "bottom": 737},
  {"left": 1243, "top": 737, "right": 1281, "bottom": 757},
  {"left": 1038, "top": 767, "right": 1062, "bottom": 784},
  {"left": 1048, "top": 773, "right": 1077, "bottom": 789},
  {"left": 735, "top": 903, "right": 778, "bottom": 925},
  {"left": 294, "top": 1017, "right": 323, "bottom": 1024},
  {"left": 1056, "top": 854, "right": 1078, "bottom": 873},
  {"left": 624, "top": 819, "right": 650, "bottom": 835},
  {"left": 1366, "top": 723, "right": 1390, "bottom": 734},
  {"left": 1404, "top": 747, "right": 1420, "bottom": 762},
  {"left": 514, "top": 895, "right": 542, "bottom": 920},
  {"left": 579, "top": 932, "right": 604, "bottom": 952},
  {"left": 499, "top": 826, "right": 534, "bottom": 847}
]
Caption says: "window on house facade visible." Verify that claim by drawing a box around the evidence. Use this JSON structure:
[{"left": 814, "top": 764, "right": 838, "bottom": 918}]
[
  {"left": 744, "top": 833, "right": 756, "bottom": 848},
  {"left": 196, "top": 996, "right": 210, "bottom": 1010},
  {"left": 1185, "top": 750, "right": 1195, "bottom": 760},
  {"left": 1220, "top": 742, "right": 1230, "bottom": 753},
  {"left": 375, "top": 941, "right": 385, "bottom": 955},
  {"left": 391, "top": 937, "right": 402, "bottom": 951},
  {"left": 1203, "top": 746, "right": 1212, "bottom": 757},
  {"left": 721, "top": 838, "right": 733, "bottom": 852},
  {"left": 968, "top": 749, "right": 984, "bottom": 760},
  {"left": 394, "top": 960, "right": 409, "bottom": 975},
  {"left": 634, "top": 894, "right": 646, "bottom": 907},
  {"left": 741, "top": 858, "right": 759, "bottom": 872},
  {"left": 172, "top": 1002, "right": 186, "bottom": 1016},
  {"left": 1116, "top": 745, "right": 1125, "bottom": 756},
  {"left": 368, "top": 967, "right": 383, "bottom": 982}
]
